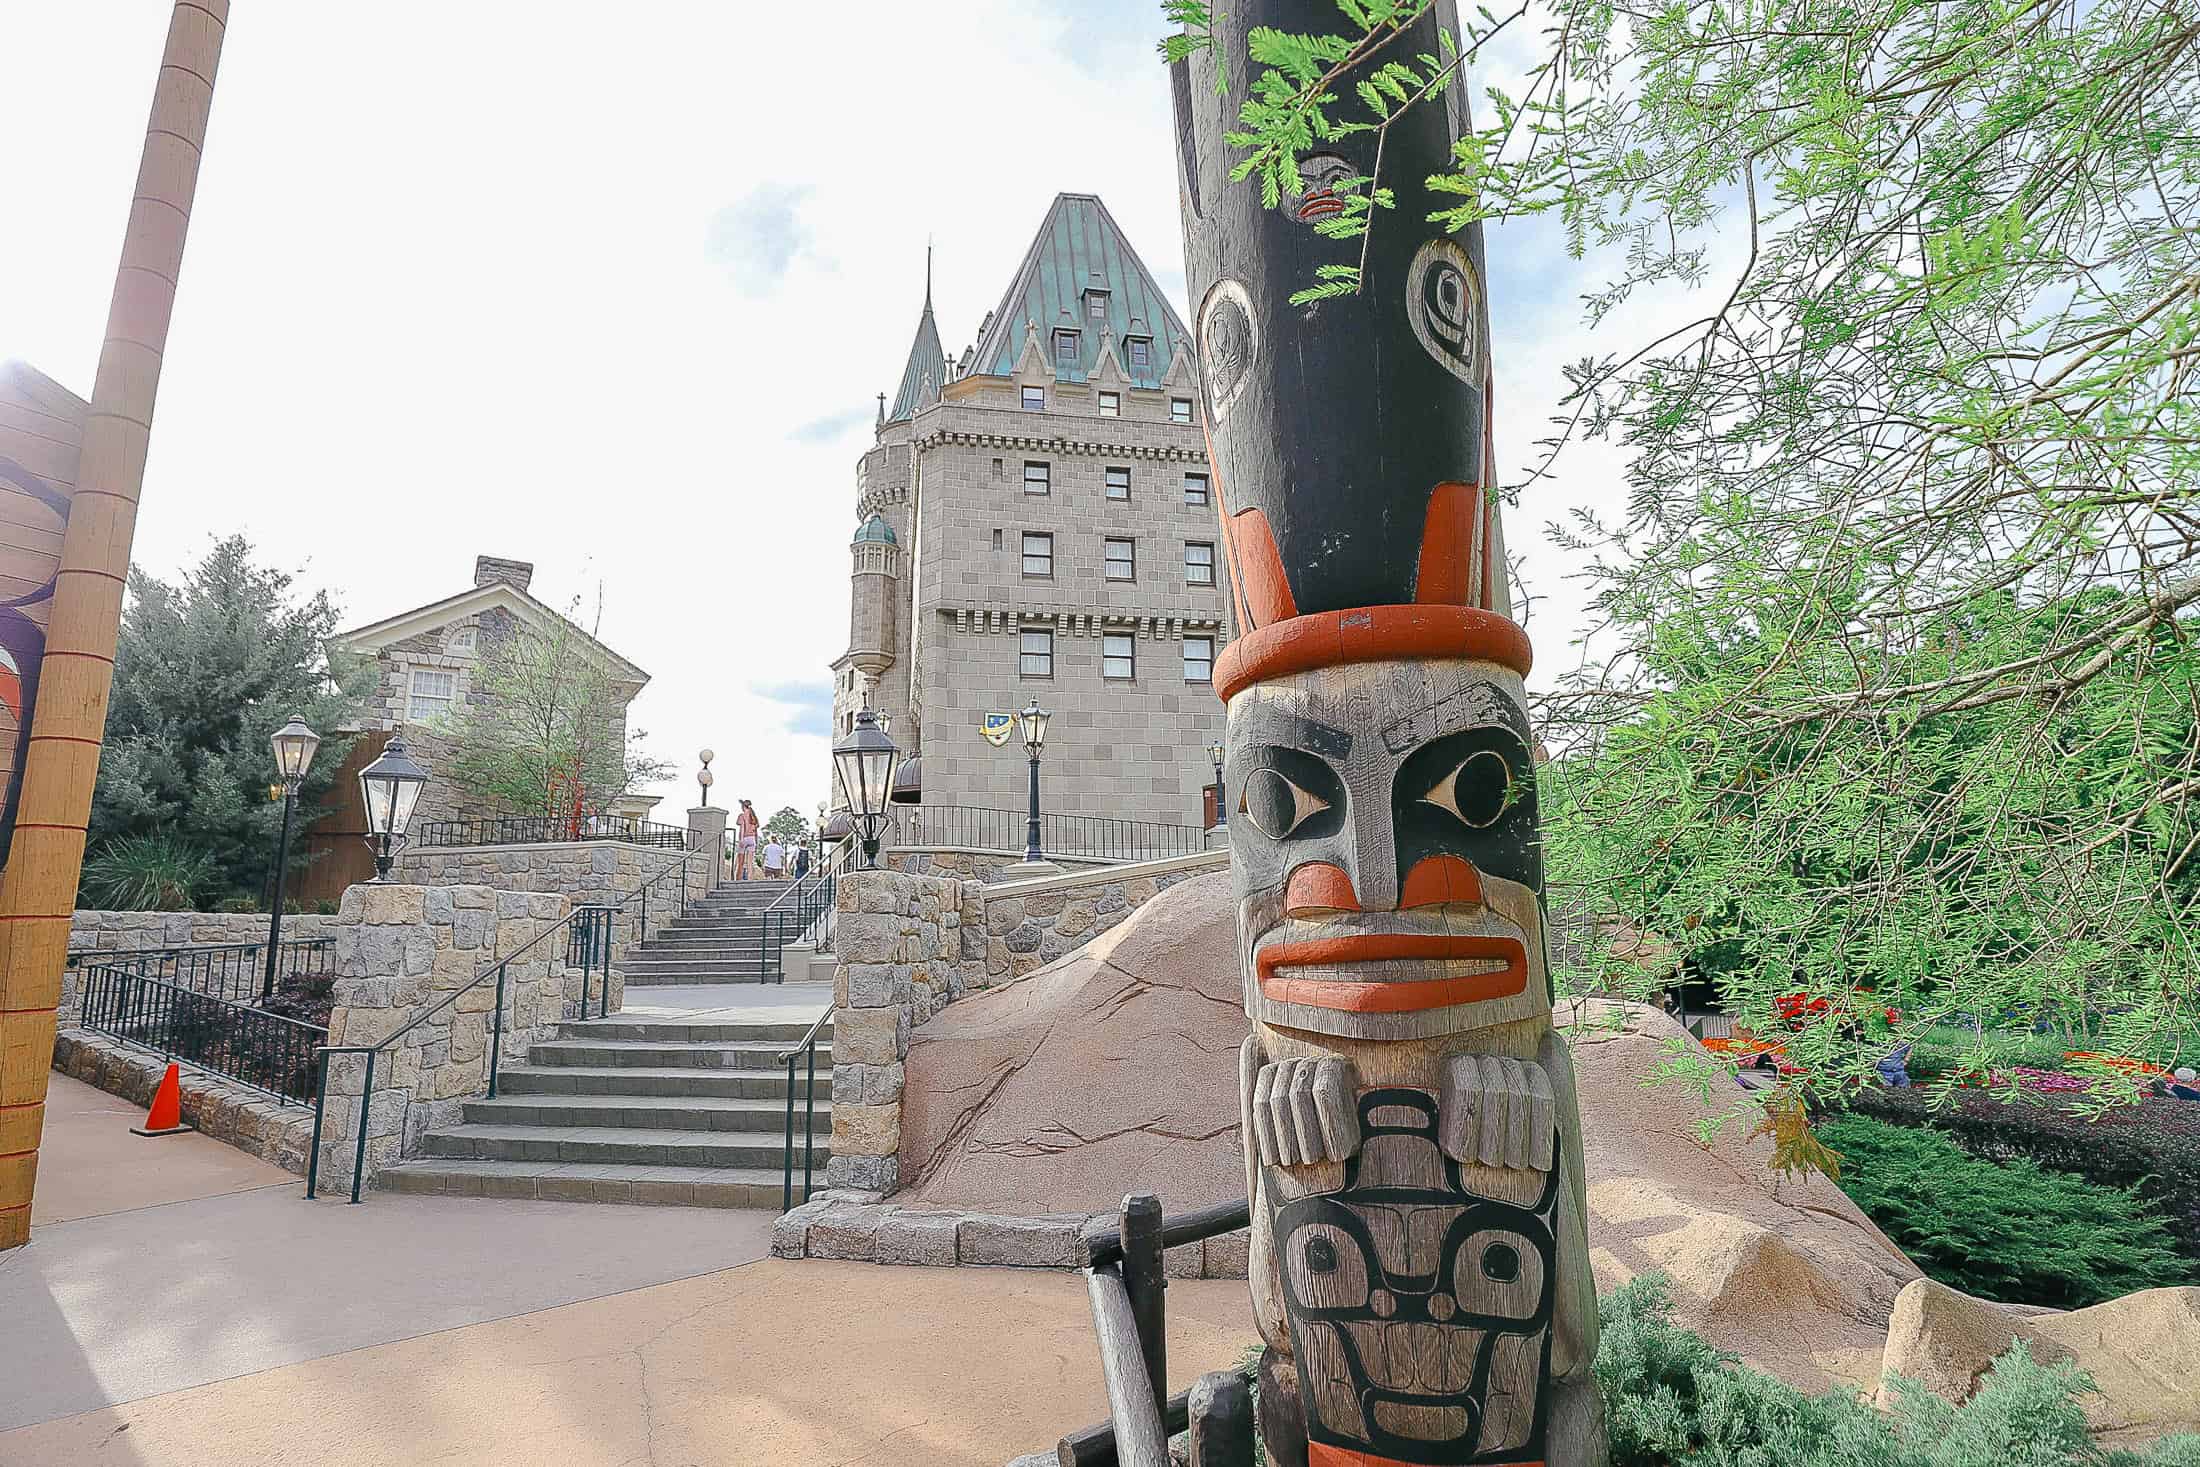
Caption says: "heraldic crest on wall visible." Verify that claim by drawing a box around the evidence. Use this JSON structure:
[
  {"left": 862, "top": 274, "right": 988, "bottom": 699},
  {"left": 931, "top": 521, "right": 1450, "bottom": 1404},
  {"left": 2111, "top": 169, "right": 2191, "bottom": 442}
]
[{"left": 1173, "top": 2, "right": 1608, "bottom": 1462}]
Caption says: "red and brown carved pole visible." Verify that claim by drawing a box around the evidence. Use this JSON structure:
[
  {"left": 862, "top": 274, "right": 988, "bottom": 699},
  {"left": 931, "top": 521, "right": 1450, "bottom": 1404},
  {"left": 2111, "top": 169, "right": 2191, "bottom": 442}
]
[
  {"left": 0, "top": 1, "right": 231, "bottom": 1251},
  {"left": 1175, "top": 4, "right": 1607, "bottom": 1463}
]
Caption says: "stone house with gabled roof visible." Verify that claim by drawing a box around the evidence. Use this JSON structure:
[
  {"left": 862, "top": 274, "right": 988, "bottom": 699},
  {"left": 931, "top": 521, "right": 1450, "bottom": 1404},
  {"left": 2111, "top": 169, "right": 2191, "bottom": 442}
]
[
  {"left": 328, "top": 555, "right": 656, "bottom": 834},
  {"left": 832, "top": 194, "right": 1233, "bottom": 834}
]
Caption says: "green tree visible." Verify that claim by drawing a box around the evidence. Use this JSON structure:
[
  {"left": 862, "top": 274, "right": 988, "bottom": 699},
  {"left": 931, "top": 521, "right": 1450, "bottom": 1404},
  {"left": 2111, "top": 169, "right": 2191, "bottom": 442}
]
[
  {"left": 762, "top": 805, "right": 808, "bottom": 844},
  {"left": 1161, "top": 0, "right": 2200, "bottom": 1096},
  {"left": 89, "top": 536, "right": 371, "bottom": 904},
  {"left": 437, "top": 595, "right": 672, "bottom": 825}
]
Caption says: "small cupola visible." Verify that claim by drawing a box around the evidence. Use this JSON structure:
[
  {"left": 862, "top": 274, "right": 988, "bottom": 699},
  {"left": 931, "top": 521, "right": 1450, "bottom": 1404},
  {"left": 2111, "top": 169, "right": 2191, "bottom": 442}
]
[{"left": 852, "top": 514, "right": 899, "bottom": 546}]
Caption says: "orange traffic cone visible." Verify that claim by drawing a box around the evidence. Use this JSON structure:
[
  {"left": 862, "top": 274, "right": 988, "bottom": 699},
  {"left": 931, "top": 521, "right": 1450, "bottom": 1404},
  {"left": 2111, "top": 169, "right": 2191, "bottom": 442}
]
[{"left": 132, "top": 1062, "right": 194, "bottom": 1137}]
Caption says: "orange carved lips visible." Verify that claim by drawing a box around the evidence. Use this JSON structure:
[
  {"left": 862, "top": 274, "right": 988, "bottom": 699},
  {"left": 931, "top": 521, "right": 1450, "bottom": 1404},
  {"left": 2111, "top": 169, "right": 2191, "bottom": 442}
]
[
  {"left": 1256, "top": 933, "right": 1529, "bottom": 1013},
  {"left": 1297, "top": 191, "right": 1345, "bottom": 221}
]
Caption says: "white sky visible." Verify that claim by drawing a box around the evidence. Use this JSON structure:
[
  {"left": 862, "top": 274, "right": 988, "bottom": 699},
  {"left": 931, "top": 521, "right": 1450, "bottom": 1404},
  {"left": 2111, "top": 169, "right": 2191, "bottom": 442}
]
[{"left": 0, "top": 3, "right": 1696, "bottom": 824}]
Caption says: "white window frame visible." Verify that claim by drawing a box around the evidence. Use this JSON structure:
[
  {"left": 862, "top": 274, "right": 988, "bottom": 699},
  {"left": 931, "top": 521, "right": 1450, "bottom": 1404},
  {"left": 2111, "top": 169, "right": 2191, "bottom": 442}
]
[
  {"left": 1098, "top": 391, "right": 1120, "bottom": 418},
  {"left": 1105, "top": 465, "right": 1131, "bottom": 501},
  {"left": 1104, "top": 537, "right": 1136, "bottom": 582},
  {"left": 1022, "top": 532, "right": 1054, "bottom": 579},
  {"left": 1023, "top": 460, "right": 1051, "bottom": 495},
  {"left": 1184, "top": 472, "right": 1211, "bottom": 508},
  {"left": 1103, "top": 633, "right": 1136, "bottom": 681},
  {"left": 1183, "top": 636, "right": 1215, "bottom": 685},
  {"left": 1021, "top": 385, "right": 1046, "bottom": 411},
  {"left": 407, "top": 666, "right": 457, "bottom": 722},
  {"left": 1186, "top": 541, "right": 1216, "bottom": 586},
  {"left": 1020, "top": 628, "right": 1055, "bottom": 678},
  {"left": 1171, "top": 397, "right": 1194, "bottom": 424}
]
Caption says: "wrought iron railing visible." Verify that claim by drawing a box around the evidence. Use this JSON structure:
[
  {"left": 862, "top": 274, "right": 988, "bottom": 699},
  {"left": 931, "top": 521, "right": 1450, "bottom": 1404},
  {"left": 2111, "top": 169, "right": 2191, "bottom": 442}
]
[
  {"left": 779, "top": 1005, "right": 832, "bottom": 1211},
  {"left": 306, "top": 903, "right": 615, "bottom": 1204},
  {"left": 71, "top": 938, "right": 335, "bottom": 1004},
  {"left": 608, "top": 851, "right": 697, "bottom": 968},
  {"left": 411, "top": 814, "right": 689, "bottom": 850},
  {"left": 77, "top": 964, "right": 328, "bottom": 1105},
  {"left": 890, "top": 805, "right": 1206, "bottom": 861}
]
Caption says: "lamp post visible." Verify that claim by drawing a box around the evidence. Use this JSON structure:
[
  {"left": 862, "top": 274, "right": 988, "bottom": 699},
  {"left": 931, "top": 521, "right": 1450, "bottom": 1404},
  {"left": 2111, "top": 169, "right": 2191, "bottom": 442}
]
[
  {"left": 832, "top": 706, "right": 899, "bottom": 870},
  {"left": 262, "top": 717, "right": 322, "bottom": 998},
  {"left": 1207, "top": 738, "right": 1227, "bottom": 828},
  {"left": 358, "top": 735, "right": 431, "bottom": 881},
  {"left": 698, "top": 748, "right": 715, "bottom": 807},
  {"left": 1021, "top": 699, "right": 1051, "bottom": 865}
]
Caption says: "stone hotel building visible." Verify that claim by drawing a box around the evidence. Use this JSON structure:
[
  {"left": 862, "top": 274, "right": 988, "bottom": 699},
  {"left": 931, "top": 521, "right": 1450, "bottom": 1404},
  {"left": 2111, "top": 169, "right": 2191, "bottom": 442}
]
[{"left": 831, "top": 194, "right": 1231, "bottom": 831}]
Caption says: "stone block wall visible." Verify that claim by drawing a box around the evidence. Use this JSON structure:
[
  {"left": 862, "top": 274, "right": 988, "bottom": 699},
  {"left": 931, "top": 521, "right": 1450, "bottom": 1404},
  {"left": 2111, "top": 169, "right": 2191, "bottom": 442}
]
[
  {"left": 311, "top": 882, "right": 582, "bottom": 1189},
  {"left": 972, "top": 851, "right": 1223, "bottom": 984},
  {"left": 392, "top": 840, "right": 707, "bottom": 957},
  {"left": 61, "top": 910, "right": 340, "bottom": 1017},
  {"left": 881, "top": 847, "right": 1114, "bottom": 886}
]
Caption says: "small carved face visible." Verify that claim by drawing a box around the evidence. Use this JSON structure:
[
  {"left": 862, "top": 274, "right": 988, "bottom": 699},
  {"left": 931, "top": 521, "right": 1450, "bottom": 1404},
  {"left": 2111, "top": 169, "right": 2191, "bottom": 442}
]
[
  {"left": 1294, "top": 152, "right": 1358, "bottom": 223},
  {"left": 1227, "top": 656, "right": 1546, "bottom": 1039}
]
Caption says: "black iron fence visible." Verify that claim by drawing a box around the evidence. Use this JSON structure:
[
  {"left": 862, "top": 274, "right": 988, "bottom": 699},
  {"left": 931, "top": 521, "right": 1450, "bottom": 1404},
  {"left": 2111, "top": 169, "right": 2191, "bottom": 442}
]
[
  {"left": 411, "top": 814, "right": 689, "bottom": 851},
  {"left": 891, "top": 805, "right": 1206, "bottom": 862},
  {"left": 73, "top": 938, "right": 335, "bottom": 1005},
  {"left": 77, "top": 964, "right": 329, "bottom": 1105},
  {"left": 779, "top": 1005, "right": 831, "bottom": 1210}
]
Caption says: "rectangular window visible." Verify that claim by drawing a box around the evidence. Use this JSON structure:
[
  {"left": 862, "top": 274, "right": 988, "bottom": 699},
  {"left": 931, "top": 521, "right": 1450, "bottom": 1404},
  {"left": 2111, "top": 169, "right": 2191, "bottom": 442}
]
[
  {"left": 992, "top": 528, "right": 1003, "bottom": 549},
  {"left": 1020, "top": 629, "right": 1055, "bottom": 678},
  {"left": 1022, "top": 532, "right": 1054, "bottom": 578},
  {"left": 1105, "top": 465, "right": 1131, "bottom": 501},
  {"left": 1130, "top": 338, "right": 1152, "bottom": 370},
  {"left": 1103, "top": 633, "right": 1136, "bottom": 680},
  {"left": 408, "top": 668, "right": 455, "bottom": 721},
  {"left": 1171, "top": 397, "right": 1194, "bottom": 424},
  {"left": 1087, "top": 290, "right": 1109, "bottom": 321},
  {"left": 1183, "top": 472, "right": 1210, "bottom": 508},
  {"left": 1183, "top": 636, "right": 1215, "bottom": 685},
  {"left": 1098, "top": 391, "right": 1120, "bottom": 418},
  {"left": 1054, "top": 329, "right": 1080, "bottom": 365},
  {"left": 1021, "top": 385, "right": 1046, "bottom": 411},
  {"left": 1023, "top": 460, "right": 1051, "bottom": 495},
  {"left": 1186, "top": 541, "right": 1216, "bottom": 586},
  {"left": 1105, "top": 537, "right": 1136, "bottom": 581}
]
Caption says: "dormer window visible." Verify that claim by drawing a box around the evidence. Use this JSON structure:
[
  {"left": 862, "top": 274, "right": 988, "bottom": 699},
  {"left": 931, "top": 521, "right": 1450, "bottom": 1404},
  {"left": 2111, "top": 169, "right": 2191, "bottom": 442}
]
[
  {"left": 1128, "top": 336, "right": 1153, "bottom": 371},
  {"left": 1053, "top": 329, "right": 1081, "bottom": 366},
  {"left": 1085, "top": 288, "right": 1110, "bottom": 321}
]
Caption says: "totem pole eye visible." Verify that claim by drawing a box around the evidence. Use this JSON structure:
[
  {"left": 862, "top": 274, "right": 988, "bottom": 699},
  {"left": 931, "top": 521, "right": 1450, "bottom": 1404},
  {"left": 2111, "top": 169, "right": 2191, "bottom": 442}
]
[
  {"left": 1242, "top": 767, "right": 1331, "bottom": 839},
  {"left": 1419, "top": 749, "right": 1512, "bottom": 828}
]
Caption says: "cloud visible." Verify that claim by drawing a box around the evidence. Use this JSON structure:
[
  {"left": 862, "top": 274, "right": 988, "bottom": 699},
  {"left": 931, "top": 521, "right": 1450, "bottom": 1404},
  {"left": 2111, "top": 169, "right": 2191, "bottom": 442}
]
[
  {"left": 754, "top": 679, "right": 835, "bottom": 739},
  {"left": 789, "top": 406, "right": 872, "bottom": 445},
  {"left": 704, "top": 185, "right": 822, "bottom": 294}
]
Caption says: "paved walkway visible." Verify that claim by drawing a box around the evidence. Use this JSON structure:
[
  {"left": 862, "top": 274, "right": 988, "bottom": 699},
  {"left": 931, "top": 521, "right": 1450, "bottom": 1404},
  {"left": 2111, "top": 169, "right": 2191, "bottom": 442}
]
[{"left": 3, "top": 1068, "right": 1259, "bottom": 1466}]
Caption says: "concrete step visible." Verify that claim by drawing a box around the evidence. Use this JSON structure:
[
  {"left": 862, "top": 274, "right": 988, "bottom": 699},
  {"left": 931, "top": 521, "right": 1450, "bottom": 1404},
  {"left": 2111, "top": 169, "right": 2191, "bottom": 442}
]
[
  {"left": 620, "top": 962, "right": 774, "bottom": 979},
  {"left": 558, "top": 1019, "right": 829, "bottom": 1044},
  {"left": 460, "top": 1093, "right": 829, "bottom": 1132},
  {"left": 375, "top": 1159, "right": 798, "bottom": 1209},
  {"left": 526, "top": 1038, "right": 828, "bottom": 1069},
  {"left": 496, "top": 1065, "right": 828, "bottom": 1100},
  {"left": 655, "top": 919, "right": 779, "bottom": 935},
  {"left": 637, "top": 938, "right": 773, "bottom": 952},
  {"left": 620, "top": 972, "right": 779, "bottom": 988},
  {"left": 418, "top": 1123, "right": 827, "bottom": 1170}
]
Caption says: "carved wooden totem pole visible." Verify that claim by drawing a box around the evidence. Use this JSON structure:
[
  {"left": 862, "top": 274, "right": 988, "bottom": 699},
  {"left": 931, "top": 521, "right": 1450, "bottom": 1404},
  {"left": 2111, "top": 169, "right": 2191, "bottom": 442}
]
[{"left": 1173, "top": 6, "right": 1607, "bottom": 1465}]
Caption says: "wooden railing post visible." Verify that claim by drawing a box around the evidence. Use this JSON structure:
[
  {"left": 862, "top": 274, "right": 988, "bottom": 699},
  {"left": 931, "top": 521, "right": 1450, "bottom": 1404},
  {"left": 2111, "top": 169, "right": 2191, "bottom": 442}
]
[
  {"left": 1187, "top": 1370, "right": 1254, "bottom": 1467},
  {"left": 1120, "top": 1194, "right": 1166, "bottom": 1419}
]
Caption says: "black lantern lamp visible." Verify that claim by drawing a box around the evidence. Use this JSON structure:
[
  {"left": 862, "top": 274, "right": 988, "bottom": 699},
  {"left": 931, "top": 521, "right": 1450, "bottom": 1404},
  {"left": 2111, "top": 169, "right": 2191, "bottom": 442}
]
[
  {"left": 1021, "top": 699, "right": 1051, "bottom": 864},
  {"left": 262, "top": 716, "right": 322, "bottom": 996},
  {"left": 1207, "top": 738, "right": 1227, "bottom": 827},
  {"left": 358, "top": 735, "right": 431, "bottom": 881},
  {"left": 832, "top": 706, "right": 900, "bottom": 869}
]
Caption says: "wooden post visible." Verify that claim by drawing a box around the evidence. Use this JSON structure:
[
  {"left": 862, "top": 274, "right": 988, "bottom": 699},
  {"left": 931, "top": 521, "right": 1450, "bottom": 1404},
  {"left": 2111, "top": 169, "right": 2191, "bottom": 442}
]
[
  {"left": 1174, "top": 2, "right": 1608, "bottom": 1461},
  {"left": 0, "top": 0, "right": 230, "bottom": 1251},
  {"left": 1119, "top": 1193, "right": 1167, "bottom": 1419},
  {"left": 1187, "top": 1370, "right": 1255, "bottom": 1467}
]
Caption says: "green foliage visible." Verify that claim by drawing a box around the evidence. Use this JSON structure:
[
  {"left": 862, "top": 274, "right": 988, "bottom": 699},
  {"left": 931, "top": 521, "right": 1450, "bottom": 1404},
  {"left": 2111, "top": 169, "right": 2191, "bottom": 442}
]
[
  {"left": 89, "top": 537, "right": 369, "bottom": 905},
  {"left": 1817, "top": 1115, "right": 2193, "bottom": 1308},
  {"left": 78, "top": 833, "right": 214, "bottom": 912},
  {"left": 437, "top": 593, "right": 672, "bottom": 823},
  {"left": 1903, "top": 1027, "right": 2074, "bottom": 1086},
  {"left": 1595, "top": 1275, "right": 2200, "bottom": 1466},
  {"left": 762, "top": 805, "right": 808, "bottom": 844}
]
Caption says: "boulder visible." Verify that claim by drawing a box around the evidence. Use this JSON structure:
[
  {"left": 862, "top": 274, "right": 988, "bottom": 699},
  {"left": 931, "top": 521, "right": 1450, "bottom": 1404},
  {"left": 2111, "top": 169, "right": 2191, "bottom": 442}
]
[{"left": 1876, "top": 1279, "right": 2059, "bottom": 1408}]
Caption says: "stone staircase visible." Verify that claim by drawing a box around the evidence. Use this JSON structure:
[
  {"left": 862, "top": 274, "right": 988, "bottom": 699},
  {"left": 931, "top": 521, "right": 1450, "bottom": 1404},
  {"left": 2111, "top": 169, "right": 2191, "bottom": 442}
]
[
  {"left": 619, "top": 880, "right": 802, "bottom": 986},
  {"left": 376, "top": 1011, "right": 831, "bottom": 1207}
]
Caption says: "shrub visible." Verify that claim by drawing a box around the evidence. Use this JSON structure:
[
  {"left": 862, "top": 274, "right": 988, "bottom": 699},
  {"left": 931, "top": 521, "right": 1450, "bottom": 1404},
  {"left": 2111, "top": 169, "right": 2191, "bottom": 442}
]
[
  {"left": 1595, "top": 1274, "right": 2200, "bottom": 1467},
  {"left": 1906, "top": 1026, "right": 2072, "bottom": 1085},
  {"left": 79, "top": 833, "right": 214, "bottom": 911},
  {"left": 1818, "top": 1114, "right": 2193, "bottom": 1307},
  {"left": 211, "top": 894, "right": 260, "bottom": 914}
]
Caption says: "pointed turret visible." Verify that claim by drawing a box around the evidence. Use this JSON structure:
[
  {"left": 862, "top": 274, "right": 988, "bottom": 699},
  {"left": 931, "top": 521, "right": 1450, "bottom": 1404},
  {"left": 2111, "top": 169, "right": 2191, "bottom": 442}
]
[{"left": 883, "top": 253, "right": 948, "bottom": 423}]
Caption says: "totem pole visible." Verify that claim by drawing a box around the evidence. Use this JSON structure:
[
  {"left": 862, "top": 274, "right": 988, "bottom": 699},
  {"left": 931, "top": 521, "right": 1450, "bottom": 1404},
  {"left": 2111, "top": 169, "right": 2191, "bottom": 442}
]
[{"left": 1173, "top": 4, "right": 1607, "bottom": 1464}]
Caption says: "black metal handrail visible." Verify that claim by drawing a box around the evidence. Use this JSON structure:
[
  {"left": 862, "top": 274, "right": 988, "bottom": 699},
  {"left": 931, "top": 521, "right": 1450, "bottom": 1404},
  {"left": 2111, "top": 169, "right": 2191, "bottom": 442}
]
[
  {"left": 411, "top": 814, "right": 689, "bottom": 850},
  {"left": 779, "top": 1004, "right": 832, "bottom": 1211},
  {"left": 71, "top": 938, "right": 334, "bottom": 1004},
  {"left": 759, "top": 866, "right": 841, "bottom": 983},
  {"left": 892, "top": 805, "right": 1206, "bottom": 861},
  {"left": 77, "top": 964, "right": 329, "bottom": 1105},
  {"left": 306, "top": 902, "right": 611, "bottom": 1204}
]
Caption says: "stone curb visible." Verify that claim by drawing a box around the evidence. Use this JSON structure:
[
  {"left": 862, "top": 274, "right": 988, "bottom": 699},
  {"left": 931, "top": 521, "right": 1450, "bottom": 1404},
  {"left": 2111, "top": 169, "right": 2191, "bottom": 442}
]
[
  {"left": 770, "top": 1195, "right": 1250, "bottom": 1279},
  {"left": 51, "top": 1028, "right": 318, "bottom": 1178}
]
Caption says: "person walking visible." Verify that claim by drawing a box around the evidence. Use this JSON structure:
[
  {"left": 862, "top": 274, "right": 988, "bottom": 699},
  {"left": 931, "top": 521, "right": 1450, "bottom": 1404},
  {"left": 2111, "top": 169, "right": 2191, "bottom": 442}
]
[
  {"left": 733, "top": 798, "right": 760, "bottom": 880},
  {"left": 761, "top": 835, "right": 786, "bottom": 879},
  {"left": 792, "top": 840, "right": 811, "bottom": 880}
]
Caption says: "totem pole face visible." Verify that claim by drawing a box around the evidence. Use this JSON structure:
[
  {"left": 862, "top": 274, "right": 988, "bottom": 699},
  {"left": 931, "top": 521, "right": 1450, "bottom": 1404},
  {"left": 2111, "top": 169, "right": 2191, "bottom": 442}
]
[{"left": 1227, "top": 656, "right": 1548, "bottom": 1041}]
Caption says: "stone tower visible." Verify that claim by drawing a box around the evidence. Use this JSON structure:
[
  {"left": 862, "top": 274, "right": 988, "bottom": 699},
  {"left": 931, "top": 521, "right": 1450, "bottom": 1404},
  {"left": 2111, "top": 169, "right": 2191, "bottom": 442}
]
[{"left": 827, "top": 195, "right": 1232, "bottom": 834}]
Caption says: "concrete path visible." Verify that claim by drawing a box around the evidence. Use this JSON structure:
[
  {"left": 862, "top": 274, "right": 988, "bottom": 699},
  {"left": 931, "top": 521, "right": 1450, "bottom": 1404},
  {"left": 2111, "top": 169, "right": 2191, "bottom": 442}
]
[{"left": 31, "top": 1073, "right": 294, "bottom": 1226}]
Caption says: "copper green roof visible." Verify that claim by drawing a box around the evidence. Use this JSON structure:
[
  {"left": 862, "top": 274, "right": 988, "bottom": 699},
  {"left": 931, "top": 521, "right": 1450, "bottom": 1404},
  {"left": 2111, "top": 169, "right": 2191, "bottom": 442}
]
[
  {"left": 884, "top": 291, "right": 947, "bottom": 424},
  {"left": 967, "top": 194, "right": 1192, "bottom": 389},
  {"left": 852, "top": 513, "right": 898, "bottom": 545}
]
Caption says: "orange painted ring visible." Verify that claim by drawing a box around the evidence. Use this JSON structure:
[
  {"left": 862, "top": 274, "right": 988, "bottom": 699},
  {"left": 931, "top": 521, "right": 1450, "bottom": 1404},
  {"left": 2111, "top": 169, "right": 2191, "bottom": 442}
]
[{"left": 1213, "top": 605, "right": 1533, "bottom": 701}]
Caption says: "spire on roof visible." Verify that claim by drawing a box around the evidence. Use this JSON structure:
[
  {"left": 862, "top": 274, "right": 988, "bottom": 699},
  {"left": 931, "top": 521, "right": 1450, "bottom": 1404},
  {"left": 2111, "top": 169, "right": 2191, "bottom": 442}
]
[
  {"left": 883, "top": 251, "right": 947, "bottom": 424},
  {"left": 966, "top": 194, "right": 1194, "bottom": 389}
]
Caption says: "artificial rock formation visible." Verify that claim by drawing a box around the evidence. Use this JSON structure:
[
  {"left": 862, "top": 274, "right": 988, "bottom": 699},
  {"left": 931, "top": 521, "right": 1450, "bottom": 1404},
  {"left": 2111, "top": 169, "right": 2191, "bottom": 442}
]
[{"left": 1174, "top": 1, "right": 1604, "bottom": 1461}]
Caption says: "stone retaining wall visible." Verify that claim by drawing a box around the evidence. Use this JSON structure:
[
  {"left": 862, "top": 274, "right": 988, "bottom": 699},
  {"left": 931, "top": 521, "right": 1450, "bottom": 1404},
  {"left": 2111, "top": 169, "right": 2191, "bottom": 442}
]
[
  {"left": 51, "top": 1029, "right": 320, "bottom": 1175},
  {"left": 393, "top": 840, "right": 707, "bottom": 956},
  {"left": 880, "top": 847, "right": 1115, "bottom": 885},
  {"left": 772, "top": 1192, "right": 1250, "bottom": 1279},
  {"left": 68, "top": 909, "right": 339, "bottom": 959},
  {"left": 825, "top": 849, "right": 1229, "bottom": 1197}
]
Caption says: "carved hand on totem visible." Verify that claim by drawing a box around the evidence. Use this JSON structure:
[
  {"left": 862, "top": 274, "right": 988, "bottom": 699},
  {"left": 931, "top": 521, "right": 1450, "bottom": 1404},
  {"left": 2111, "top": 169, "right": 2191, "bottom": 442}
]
[
  {"left": 1438, "top": 1054, "right": 1557, "bottom": 1173},
  {"left": 1250, "top": 1057, "right": 1361, "bottom": 1168}
]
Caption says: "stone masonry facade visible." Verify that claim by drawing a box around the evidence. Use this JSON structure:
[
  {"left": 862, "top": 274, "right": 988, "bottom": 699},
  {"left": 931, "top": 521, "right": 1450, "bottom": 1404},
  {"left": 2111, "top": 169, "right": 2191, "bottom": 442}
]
[{"left": 393, "top": 841, "right": 709, "bottom": 962}]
